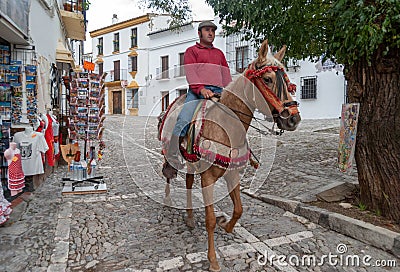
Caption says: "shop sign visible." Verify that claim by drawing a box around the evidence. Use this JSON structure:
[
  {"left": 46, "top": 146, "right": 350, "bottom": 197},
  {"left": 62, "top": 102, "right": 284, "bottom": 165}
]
[{"left": 83, "top": 61, "right": 95, "bottom": 71}]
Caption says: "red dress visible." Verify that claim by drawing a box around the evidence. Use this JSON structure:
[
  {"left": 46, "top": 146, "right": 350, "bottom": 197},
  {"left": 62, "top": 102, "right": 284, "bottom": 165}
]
[
  {"left": 8, "top": 153, "right": 25, "bottom": 195},
  {"left": 45, "top": 114, "right": 55, "bottom": 166}
]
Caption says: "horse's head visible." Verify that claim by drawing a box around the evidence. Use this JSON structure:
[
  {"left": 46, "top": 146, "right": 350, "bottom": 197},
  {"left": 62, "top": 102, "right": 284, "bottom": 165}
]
[{"left": 245, "top": 39, "right": 301, "bottom": 131}]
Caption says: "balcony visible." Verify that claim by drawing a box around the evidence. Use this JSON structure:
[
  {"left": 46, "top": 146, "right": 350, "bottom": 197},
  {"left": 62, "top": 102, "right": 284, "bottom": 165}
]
[
  {"left": 104, "top": 69, "right": 127, "bottom": 82},
  {"left": 156, "top": 67, "right": 169, "bottom": 80},
  {"left": 174, "top": 65, "right": 185, "bottom": 78},
  {"left": 60, "top": 0, "right": 87, "bottom": 40}
]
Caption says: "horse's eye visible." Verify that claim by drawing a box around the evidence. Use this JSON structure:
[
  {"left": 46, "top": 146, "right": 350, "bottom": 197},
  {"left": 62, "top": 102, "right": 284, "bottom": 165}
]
[{"left": 263, "top": 77, "right": 272, "bottom": 84}]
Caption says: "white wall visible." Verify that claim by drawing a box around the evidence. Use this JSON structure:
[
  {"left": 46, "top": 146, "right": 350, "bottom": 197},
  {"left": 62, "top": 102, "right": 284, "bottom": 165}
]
[
  {"left": 93, "top": 14, "right": 346, "bottom": 119},
  {"left": 144, "top": 18, "right": 226, "bottom": 117},
  {"left": 29, "top": 0, "right": 65, "bottom": 63},
  {"left": 29, "top": 0, "right": 69, "bottom": 112},
  {"left": 288, "top": 61, "right": 345, "bottom": 119}
]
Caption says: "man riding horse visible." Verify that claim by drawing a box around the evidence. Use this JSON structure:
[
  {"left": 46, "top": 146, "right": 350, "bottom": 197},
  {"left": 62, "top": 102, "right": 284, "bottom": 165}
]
[
  {"left": 159, "top": 23, "right": 301, "bottom": 269},
  {"left": 166, "top": 21, "right": 232, "bottom": 170}
]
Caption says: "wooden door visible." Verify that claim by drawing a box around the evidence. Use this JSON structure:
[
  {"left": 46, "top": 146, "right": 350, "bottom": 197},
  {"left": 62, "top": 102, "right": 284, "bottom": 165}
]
[{"left": 113, "top": 91, "right": 122, "bottom": 114}]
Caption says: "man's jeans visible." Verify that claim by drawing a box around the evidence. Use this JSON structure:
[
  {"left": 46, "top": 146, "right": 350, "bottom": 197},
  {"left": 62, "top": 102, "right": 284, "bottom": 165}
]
[{"left": 172, "top": 85, "right": 222, "bottom": 137}]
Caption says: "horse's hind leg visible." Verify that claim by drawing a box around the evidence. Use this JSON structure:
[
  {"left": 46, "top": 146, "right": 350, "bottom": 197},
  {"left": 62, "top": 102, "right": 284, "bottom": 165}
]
[
  {"left": 185, "top": 173, "right": 195, "bottom": 228},
  {"left": 218, "top": 171, "right": 242, "bottom": 233}
]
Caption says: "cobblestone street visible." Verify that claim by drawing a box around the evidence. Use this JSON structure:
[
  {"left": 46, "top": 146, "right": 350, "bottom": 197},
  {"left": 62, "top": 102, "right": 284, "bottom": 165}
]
[{"left": 0, "top": 115, "right": 398, "bottom": 272}]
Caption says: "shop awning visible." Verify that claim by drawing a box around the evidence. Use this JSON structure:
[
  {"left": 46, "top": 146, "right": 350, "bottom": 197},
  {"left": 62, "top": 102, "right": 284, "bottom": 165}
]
[
  {"left": 127, "top": 80, "right": 139, "bottom": 89},
  {"left": 56, "top": 39, "right": 75, "bottom": 67},
  {"left": 0, "top": 15, "right": 29, "bottom": 45}
]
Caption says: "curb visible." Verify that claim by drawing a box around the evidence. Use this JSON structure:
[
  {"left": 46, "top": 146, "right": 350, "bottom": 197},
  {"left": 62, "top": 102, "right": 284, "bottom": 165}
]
[
  {"left": 243, "top": 190, "right": 400, "bottom": 258},
  {"left": 10, "top": 192, "right": 32, "bottom": 208}
]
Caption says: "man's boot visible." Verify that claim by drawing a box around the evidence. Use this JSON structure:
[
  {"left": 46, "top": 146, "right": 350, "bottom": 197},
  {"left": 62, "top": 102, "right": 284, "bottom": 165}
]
[{"left": 166, "top": 135, "right": 184, "bottom": 170}]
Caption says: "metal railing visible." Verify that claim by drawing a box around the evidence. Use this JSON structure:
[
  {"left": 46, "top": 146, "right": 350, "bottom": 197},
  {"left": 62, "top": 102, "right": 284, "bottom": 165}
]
[
  {"left": 156, "top": 67, "right": 169, "bottom": 80},
  {"left": 104, "top": 69, "right": 127, "bottom": 82},
  {"left": 61, "top": 0, "right": 88, "bottom": 31},
  {"left": 173, "top": 65, "right": 185, "bottom": 78},
  {"left": 62, "top": 0, "right": 86, "bottom": 13}
]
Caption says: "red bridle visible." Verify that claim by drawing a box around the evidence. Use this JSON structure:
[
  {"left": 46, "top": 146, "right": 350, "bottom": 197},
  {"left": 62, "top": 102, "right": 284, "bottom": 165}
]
[{"left": 244, "top": 64, "right": 299, "bottom": 116}]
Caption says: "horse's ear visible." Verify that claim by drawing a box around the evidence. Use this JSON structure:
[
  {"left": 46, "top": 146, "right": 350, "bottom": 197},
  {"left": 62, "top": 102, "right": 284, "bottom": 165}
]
[
  {"left": 258, "top": 39, "right": 269, "bottom": 59},
  {"left": 274, "top": 45, "right": 287, "bottom": 62}
]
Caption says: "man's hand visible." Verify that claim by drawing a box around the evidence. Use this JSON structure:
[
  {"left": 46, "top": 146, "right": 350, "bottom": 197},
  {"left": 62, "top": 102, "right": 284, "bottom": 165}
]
[{"left": 200, "top": 88, "right": 214, "bottom": 99}]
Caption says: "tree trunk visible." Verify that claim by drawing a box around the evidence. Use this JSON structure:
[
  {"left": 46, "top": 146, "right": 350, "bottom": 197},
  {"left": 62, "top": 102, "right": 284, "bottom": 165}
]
[{"left": 346, "top": 46, "right": 400, "bottom": 222}]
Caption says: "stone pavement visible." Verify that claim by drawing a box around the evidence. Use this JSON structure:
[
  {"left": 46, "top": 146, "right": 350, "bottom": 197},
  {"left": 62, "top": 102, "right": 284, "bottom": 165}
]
[{"left": 0, "top": 115, "right": 398, "bottom": 271}]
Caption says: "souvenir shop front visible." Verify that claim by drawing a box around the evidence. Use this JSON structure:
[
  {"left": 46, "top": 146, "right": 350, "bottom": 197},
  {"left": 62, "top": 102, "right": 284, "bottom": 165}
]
[
  {"left": 0, "top": 43, "right": 106, "bottom": 226},
  {"left": 0, "top": 39, "right": 65, "bottom": 222},
  {"left": 0, "top": 46, "right": 106, "bottom": 222}
]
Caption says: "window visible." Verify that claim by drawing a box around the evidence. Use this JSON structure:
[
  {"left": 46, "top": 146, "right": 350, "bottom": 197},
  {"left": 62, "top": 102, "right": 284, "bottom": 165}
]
[
  {"left": 131, "top": 28, "right": 137, "bottom": 48},
  {"left": 98, "top": 62, "right": 103, "bottom": 76},
  {"left": 236, "top": 46, "right": 249, "bottom": 73},
  {"left": 161, "top": 91, "right": 169, "bottom": 111},
  {"left": 174, "top": 53, "right": 185, "bottom": 77},
  {"left": 161, "top": 56, "right": 169, "bottom": 79},
  {"left": 300, "top": 76, "right": 317, "bottom": 99},
  {"left": 132, "top": 89, "right": 139, "bottom": 108},
  {"left": 177, "top": 88, "right": 187, "bottom": 97},
  {"left": 114, "top": 60, "right": 120, "bottom": 81},
  {"left": 113, "top": 33, "right": 119, "bottom": 52},
  {"left": 178, "top": 52, "right": 185, "bottom": 76},
  {"left": 97, "top": 37, "right": 103, "bottom": 55},
  {"left": 127, "top": 89, "right": 139, "bottom": 108},
  {"left": 129, "top": 56, "right": 137, "bottom": 72}
]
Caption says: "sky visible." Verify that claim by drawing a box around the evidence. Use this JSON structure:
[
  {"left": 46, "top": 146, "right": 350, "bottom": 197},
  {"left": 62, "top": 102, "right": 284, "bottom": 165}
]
[{"left": 84, "top": 0, "right": 215, "bottom": 53}]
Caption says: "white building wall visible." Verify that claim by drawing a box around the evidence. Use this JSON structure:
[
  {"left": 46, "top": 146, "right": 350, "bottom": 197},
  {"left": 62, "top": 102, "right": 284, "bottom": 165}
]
[
  {"left": 29, "top": 0, "right": 71, "bottom": 112},
  {"left": 144, "top": 18, "right": 226, "bottom": 117},
  {"left": 29, "top": 0, "right": 60, "bottom": 63},
  {"left": 92, "top": 14, "right": 172, "bottom": 115},
  {"left": 288, "top": 61, "right": 345, "bottom": 119},
  {"left": 93, "top": 14, "right": 345, "bottom": 119}
]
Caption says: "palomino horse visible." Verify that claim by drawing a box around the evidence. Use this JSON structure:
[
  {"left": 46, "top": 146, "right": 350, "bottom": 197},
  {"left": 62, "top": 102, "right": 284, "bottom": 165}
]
[{"left": 159, "top": 39, "right": 300, "bottom": 271}]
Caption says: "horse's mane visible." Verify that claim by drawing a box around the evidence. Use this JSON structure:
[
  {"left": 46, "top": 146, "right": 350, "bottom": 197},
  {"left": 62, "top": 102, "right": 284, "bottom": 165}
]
[{"left": 222, "top": 50, "right": 285, "bottom": 116}]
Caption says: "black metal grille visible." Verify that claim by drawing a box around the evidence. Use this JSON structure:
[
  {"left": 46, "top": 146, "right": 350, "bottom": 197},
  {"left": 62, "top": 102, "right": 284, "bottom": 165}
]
[{"left": 300, "top": 76, "right": 317, "bottom": 99}]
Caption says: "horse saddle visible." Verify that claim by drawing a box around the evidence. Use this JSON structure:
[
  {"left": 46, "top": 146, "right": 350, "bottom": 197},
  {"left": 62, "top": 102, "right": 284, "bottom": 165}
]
[{"left": 159, "top": 94, "right": 250, "bottom": 170}]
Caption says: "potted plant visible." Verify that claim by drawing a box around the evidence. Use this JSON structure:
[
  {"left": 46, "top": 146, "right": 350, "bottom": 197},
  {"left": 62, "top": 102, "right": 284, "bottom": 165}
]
[
  {"left": 83, "top": 0, "right": 91, "bottom": 11},
  {"left": 74, "top": 0, "right": 90, "bottom": 11}
]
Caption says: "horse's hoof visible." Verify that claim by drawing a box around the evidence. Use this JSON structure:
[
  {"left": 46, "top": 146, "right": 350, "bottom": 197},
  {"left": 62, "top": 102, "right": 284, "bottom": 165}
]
[
  {"left": 162, "top": 162, "right": 177, "bottom": 179},
  {"left": 185, "top": 217, "right": 195, "bottom": 228},
  {"left": 209, "top": 263, "right": 221, "bottom": 272},
  {"left": 216, "top": 216, "right": 227, "bottom": 227}
]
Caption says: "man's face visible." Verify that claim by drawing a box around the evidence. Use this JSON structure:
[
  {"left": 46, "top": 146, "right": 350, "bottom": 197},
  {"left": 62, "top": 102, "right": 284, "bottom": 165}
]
[{"left": 199, "top": 27, "right": 216, "bottom": 45}]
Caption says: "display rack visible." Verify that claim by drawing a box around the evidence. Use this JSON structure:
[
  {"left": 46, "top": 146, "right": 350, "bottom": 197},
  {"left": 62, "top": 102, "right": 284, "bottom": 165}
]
[{"left": 61, "top": 71, "right": 106, "bottom": 195}]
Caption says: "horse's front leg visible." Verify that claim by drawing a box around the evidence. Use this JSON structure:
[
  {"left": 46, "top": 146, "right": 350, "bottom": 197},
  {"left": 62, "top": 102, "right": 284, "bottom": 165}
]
[
  {"left": 218, "top": 171, "right": 242, "bottom": 233},
  {"left": 185, "top": 173, "right": 195, "bottom": 228},
  {"left": 202, "top": 175, "right": 220, "bottom": 272}
]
